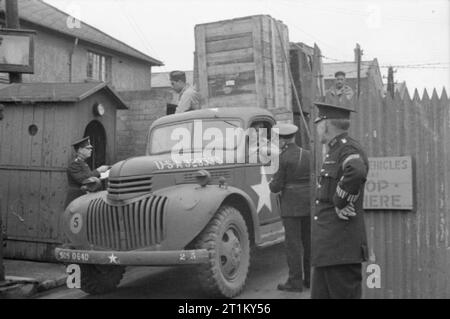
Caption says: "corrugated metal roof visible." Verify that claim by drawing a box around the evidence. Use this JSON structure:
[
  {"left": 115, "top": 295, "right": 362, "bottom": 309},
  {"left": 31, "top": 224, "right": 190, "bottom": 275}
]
[
  {"left": 0, "top": 82, "right": 128, "bottom": 108},
  {"left": 152, "top": 71, "right": 194, "bottom": 88},
  {"left": 0, "top": 0, "right": 163, "bottom": 66},
  {"left": 323, "top": 60, "right": 375, "bottom": 80}
]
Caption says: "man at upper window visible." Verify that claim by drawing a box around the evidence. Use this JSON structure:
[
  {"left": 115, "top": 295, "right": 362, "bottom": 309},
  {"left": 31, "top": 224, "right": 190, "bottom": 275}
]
[
  {"left": 170, "top": 71, "right": 200, "bottom": 114},
  {"left": 326, "top": 71, "right": 354, "bottom": 106}
]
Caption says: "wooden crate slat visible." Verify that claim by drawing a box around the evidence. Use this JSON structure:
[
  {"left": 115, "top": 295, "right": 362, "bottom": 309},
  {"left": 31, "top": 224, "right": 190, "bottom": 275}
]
[
  {"left": 206, "top": 34, "right": 254, "bottom": 54},
  {"left": 204, "top": 18, "right": 254, "bottom": 37},
  {"left": 207, "top": 62, "right": 256, "bottom": 76},
  {"left": 208, "top": 93, "right": 258, "bottom": 108},
  {"left": 206, "top": 48, "right": 254, "bottom": 67}
]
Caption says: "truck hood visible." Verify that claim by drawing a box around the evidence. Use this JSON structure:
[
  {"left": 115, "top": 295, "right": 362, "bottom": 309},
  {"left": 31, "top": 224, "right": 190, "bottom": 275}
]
[
  {"left": 109, "top": 155, "right": 168, "bottom": 178},
  {"left": 109, "top": 154, "right": 224, "bottom": 178}
]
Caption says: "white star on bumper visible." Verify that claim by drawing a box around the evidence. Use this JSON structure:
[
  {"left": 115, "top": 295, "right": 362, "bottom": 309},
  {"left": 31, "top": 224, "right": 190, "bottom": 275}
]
[{"left": 108, "top": 253, "right": 119, "bottom": 264}]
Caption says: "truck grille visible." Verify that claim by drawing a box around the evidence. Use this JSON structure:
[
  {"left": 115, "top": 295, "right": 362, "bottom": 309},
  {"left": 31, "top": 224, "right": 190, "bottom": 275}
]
[
  {"left": 86, "top": 195, "right": 167, "bottom": 251},
  {"left": 107, "top": 175, "right": 152, "bottom": 196}
]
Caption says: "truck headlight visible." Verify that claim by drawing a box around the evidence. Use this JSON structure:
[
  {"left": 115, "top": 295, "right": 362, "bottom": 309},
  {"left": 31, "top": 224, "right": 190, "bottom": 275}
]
[{"left": 195, "top": 170, "right": 211, "bottom": 187}]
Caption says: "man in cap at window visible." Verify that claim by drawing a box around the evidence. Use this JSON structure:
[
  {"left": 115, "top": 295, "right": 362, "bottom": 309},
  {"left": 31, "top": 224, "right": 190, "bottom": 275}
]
[
  {"left": 65, "top": 137, "right": 110, "bottom": 207},
  {"left": 311, "top": 102, "right": 369, "bottom": 299},
  {"left": 326, "top": 71, "right": 354, "bottom": 106},
  {"left": 269, "top": 123, "right": 311, "bottom": 292},
  {"left": 170, "top": 71, "right": 201, "bottom": 114}
]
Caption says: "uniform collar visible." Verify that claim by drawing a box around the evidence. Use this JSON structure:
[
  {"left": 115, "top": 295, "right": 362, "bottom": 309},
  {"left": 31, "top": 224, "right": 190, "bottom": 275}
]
[
  {"left": 328, "top": 132, "right": 348, "bottom": 149},
  {"left": 75, "top": 156, "right": 85, "bottom": 162}
]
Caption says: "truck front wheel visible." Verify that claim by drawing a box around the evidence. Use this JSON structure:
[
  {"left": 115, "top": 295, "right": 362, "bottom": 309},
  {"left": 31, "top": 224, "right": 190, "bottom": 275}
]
[
  {"left": 79, "top": 264, "right": 125, "bottom": 295},
  {"left": 195, "top": 205, "right": 250, "bottom": 298}
]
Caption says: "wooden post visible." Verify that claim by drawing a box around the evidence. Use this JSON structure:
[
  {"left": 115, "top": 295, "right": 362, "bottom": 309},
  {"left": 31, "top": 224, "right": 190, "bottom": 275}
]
[
  {"left": 387, "top": 66, "right": 395, "bottom": 99},
  {"left": 355, "top": 43, "right": 363, "bottom": 100},
  {"left": 0, "top": 202, "right": 4, "bottom": 283},
  {"left": 5, "top": 0, "right": 22, "bottom": 83}
]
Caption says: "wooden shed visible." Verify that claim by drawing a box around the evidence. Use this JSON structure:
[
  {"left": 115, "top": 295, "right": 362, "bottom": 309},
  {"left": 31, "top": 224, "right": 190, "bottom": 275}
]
[
  {"left": 194, "top": 15, "right": 292, "bottom": 122},
  {"left": 0, "top": 82, "right": 128, "bottom": 261}
]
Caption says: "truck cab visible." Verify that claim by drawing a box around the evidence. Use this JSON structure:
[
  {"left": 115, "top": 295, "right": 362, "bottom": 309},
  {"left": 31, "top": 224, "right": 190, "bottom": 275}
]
[{"left": 56, "top": 107, "right": 286, "bottom": 298}]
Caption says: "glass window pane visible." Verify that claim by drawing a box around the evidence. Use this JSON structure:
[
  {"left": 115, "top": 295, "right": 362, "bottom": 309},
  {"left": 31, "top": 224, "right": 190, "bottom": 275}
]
[{"left": 148, "top": 122, "right": 193, "bottom": 155}]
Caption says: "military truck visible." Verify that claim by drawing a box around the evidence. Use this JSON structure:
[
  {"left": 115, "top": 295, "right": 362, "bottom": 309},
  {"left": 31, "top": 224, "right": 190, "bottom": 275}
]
[{"left": 56, "top": 107, "right": 288, "bottom": 298}]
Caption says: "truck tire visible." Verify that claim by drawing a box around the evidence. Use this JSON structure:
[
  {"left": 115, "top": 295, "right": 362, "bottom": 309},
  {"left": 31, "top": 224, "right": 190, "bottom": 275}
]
[
  {"left": 79, "top": 264, "right": 125, "bottom": 295},
  {"left": 195, "top": 205, "right": 250, "bottom": 298}
]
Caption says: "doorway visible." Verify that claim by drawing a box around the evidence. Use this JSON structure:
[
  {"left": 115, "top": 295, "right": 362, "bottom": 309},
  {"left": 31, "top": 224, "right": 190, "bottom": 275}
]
[{"left": 83, "top": 120, "right": 107, "bottom": 170}]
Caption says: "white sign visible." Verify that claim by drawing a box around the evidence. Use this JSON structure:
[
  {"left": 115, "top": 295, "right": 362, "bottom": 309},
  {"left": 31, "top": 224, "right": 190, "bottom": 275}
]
[{"left": 364, "top": 157, "right": 414, "bottom": 210}]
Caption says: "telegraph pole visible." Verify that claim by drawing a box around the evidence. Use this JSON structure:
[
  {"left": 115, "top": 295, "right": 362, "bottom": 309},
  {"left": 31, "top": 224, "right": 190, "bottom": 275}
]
[
  {"left": 355, "top": 43, "right": 363, "bottom": 100},
  {"left": 5, "top": 0, "right": 22, "bottom": 83},
  {"left": 387, "top": 66, "right": 395, "bottom": 99},
  {"left": 0, "top": 210, "right": 4, "bottom": 283}
]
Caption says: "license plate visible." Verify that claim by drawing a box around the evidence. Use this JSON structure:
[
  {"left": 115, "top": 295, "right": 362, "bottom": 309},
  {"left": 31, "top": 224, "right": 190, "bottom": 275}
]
[{"left": 58, "top": 250, "right": 90, "bottom": 262}]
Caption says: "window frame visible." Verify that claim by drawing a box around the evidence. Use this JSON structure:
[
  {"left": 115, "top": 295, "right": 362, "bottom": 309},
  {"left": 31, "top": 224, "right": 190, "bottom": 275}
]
[{"left": 87, "top": 51, "right": 112, "bottom": 82}]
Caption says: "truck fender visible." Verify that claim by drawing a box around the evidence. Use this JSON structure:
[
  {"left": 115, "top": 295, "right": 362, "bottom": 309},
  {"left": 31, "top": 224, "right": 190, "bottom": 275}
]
[{"left": 154, "top": 184, "right": 260, "bottom": 250}]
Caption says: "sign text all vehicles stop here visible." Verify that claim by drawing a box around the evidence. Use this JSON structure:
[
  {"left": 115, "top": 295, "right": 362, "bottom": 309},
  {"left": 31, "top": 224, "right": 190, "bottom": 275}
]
[{"left": 364, "top": 156, "right": 413, "bottom": 210}]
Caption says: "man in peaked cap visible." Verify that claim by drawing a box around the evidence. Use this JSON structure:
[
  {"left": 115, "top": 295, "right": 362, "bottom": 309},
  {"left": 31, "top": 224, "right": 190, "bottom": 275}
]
[
  {"left": 65, "top": 137, "right": 110, "bottom": 207},
  {"left": 311, "top": 102, "right": 369, "bottom": 299},
  {"left": 269, "top": 123, "right": 311, "bottom": 292}
]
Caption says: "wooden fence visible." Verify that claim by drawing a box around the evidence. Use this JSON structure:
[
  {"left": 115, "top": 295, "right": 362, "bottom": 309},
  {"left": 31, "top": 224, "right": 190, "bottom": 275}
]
[{"left": 350, "top": 82, "right": 450, "bottom": 298}]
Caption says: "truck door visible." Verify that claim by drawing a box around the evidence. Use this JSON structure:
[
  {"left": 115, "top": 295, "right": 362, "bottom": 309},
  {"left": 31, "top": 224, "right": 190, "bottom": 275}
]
[{"left": 245, "top": 120, "right": 281, "bottom": 225}]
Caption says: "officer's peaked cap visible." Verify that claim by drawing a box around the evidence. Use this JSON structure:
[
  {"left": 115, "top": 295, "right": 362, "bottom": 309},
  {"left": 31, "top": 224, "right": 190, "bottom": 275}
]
[
  {"left": 273, "top": 123, "right": 298, "bottom": 137},
  {"left": 72, "top": 137, "right": 93, "bottom": 150},
  {"left": 313, "top": 102, "right": 355, "bottom": 124}
]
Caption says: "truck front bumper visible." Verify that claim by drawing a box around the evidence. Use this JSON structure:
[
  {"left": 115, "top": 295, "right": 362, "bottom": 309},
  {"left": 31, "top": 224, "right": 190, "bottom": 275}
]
[{"left": 55, "top": 247, "right": 210, "bottom": 266}]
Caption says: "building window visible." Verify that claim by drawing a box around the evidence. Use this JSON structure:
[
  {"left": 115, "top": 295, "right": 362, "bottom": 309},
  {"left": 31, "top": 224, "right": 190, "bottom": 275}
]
[{"left": 87, "top": 51, "right": 111, "bottom": 82}]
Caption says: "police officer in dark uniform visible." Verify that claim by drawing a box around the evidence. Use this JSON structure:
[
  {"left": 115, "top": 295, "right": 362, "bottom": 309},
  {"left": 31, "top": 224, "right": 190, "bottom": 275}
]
[
  {"left": 311, "top": 102, "right": 369, "bottom": 299},
  {"left": 65, "top": 137, "right": 109, "bottom": 207},
  {"left": 269, "top": 124, "right": 311, "bottom": 292}
]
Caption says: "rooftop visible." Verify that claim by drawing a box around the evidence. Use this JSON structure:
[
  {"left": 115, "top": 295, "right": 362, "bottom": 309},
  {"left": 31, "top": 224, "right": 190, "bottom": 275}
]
[
  {"left": 0, "top": 0, "right": 163, "bottom": 66},
  {"left": 0, "top": 82, "right": 128, "bottom": 108}
]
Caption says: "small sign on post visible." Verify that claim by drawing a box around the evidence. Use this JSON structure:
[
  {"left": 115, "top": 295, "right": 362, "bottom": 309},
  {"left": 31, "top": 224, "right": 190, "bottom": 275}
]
[{"left": 364, "top": 156, "right": 414, "bottom": 210}]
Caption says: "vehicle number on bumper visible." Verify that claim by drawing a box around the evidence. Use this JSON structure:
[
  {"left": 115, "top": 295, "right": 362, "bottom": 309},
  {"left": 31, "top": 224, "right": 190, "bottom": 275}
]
[{"left": 58, "top": 250, "right": 90, "bottom": 262}]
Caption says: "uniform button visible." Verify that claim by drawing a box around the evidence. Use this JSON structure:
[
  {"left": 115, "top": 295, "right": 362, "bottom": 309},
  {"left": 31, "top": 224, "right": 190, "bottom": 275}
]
[
  {"left": 326, "top": 155, "right": 329, "bottom": 158},
  {"left": 314, "top": 216, "right": 318, "bottom": 221},
  {"left": 325, "top": 173, "right": 329, "bottom": 177},
  {"left": 315, "top": 200, "right": 320, "bottom": 204},
  {"left": 318, "top": 185, "right": 322, "bottom": 189},
  {"left": 321, "top": 169, "right": 325, "bottom": 173}
]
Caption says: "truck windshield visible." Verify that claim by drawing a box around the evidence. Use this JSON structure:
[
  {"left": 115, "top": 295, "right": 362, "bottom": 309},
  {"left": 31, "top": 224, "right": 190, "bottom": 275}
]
[{"left": 147, "top": 120, "right": 242, "bottom": 155}]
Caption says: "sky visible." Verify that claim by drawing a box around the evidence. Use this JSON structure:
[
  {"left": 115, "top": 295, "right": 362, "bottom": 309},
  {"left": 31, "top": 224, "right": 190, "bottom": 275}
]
[{"left": 45, "top": 0, "right": 450, "bottom": 94}]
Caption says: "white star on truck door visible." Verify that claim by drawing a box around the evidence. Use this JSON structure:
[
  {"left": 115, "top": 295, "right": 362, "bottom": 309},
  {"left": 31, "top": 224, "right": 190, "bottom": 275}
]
[{"left": 251, "top": 166, "right": 272, "bottom": 214}]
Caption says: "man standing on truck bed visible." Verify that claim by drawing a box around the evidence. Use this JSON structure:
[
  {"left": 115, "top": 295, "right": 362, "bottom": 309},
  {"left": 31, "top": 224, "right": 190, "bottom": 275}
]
[
  {"left": 311, "top": 102, "right": 369, "bottom": 299},
  {"left": 269, "top": 124, "right": 311, "bottom": 293},
  {"left": 170, "top": 71, "right": 201, "bottom": 113}
]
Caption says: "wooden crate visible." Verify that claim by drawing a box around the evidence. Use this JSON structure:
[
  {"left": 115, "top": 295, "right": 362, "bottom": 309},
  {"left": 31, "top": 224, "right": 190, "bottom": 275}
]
[{"left": 195, "top": 15, "right": 292, "bottom": 115}]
